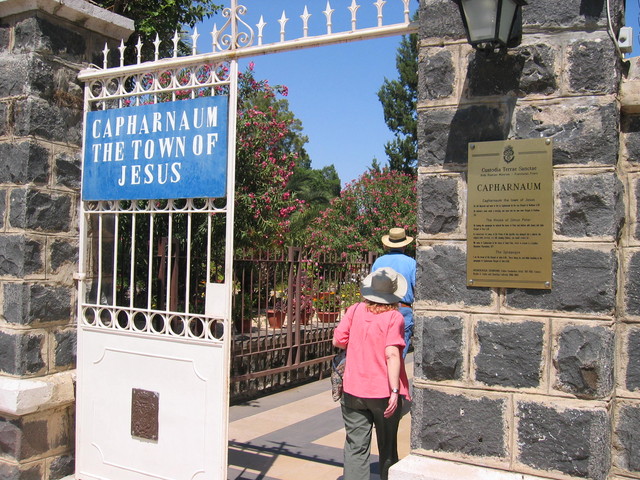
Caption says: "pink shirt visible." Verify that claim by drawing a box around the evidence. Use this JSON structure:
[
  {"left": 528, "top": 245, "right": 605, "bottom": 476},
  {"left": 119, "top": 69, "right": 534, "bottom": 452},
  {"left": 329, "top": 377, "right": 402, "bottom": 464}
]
[{"left": 333, "top": 302, "right": 410, "bottom": 399}]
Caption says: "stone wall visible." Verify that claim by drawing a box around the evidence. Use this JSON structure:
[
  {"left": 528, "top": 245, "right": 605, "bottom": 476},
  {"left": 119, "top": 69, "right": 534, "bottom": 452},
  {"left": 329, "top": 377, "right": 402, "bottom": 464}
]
[
  {"left": 0, "top": 2, "right": 132, "bottom": 478},
  {"left": 396, "top": 0, "right": 635, "bottom": 479}
]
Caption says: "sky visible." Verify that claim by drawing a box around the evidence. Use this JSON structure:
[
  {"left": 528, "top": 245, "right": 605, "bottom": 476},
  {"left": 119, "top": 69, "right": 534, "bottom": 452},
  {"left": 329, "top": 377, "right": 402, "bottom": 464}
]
[
  {"left": 628, "top": 0, "right": 640, "bottom": 57},
  {"left": 194, "top": 1, "right": 639, "bottom": 186},
  {"left": 195, "top": 0, "right": 419, "bottom": 186}
]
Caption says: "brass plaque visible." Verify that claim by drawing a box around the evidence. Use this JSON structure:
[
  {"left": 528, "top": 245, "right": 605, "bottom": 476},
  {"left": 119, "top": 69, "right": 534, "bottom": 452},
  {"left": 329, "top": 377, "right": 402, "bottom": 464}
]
[
  {"left": 467, "top": 138, "right": 553, "bottom": 289},
  {"left": 131, "top": 388, "right": 159, "bottom": 441}
]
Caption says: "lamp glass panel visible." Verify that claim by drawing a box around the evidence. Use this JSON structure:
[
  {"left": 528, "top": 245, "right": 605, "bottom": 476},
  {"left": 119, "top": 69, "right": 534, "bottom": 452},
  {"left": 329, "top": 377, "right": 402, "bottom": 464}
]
[
  {"left": 497, "top": 0, "right": 518, "bottom": 44},
  {"left": 461, "top": 0, "right": 499, "bottom": 42}
]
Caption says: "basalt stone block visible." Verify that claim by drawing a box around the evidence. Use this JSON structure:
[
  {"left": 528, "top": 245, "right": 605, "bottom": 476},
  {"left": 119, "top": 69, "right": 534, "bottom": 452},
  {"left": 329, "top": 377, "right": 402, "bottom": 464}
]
[
  {"left": 419, "top": 0, "right": 466, "bottom": 41},
  {"left": 9, "top": 189, "right": 71, "bottom": 233},
  {"left": 636, "top": 181, "right": 640, "bottom": 240},
  {"left": 50, "top": 239, "right": 78, "bottom": 273},
  {"left": 418, "top": 175, "right": 459, "bottom": 234},
  {"left": 623, "top": 115, "right": 640, "bottom": 164},
  {"left": 54, "top": 329, "right": 76, "bottom": 368},
  {"left": 419, "top": 49, "right": 454, "bottom": 101},
  {"left": 626, "top": 329, "right": 640, "bottom": 391},
  {"left": 418, "top": 315, "right": 463, "bottom": 380},
  {"left": 616, "top": 404, "right": 640, "bottom": 472},
  {"left": 0, "top": 330, "right": 45, "bottom": 375},
  {"left": 466, "top": 44, "right": 557, "bottom": 98},
  {"left": 515, "top": 100, "right": 618, "bottom": 166},
  {"left": 417, "top": 245, "right": 493, "bottom": 307},
  {"left": 0, "top": 54, "right": 31, "bottom": 97},
  {"left": 0, "top": 412, "right": 71, "bottom": 461},
  {"left": 0, "top": 189, "right": 6, "bottom": 228},
  {"left": 506, "top": 248, "right": 617, "bottom": 314},
  {"left": 418, "top": 104, "right": 511, "bottom": 167},
  {"left": 14, "top": 17, "right": 85, "bottom": 59},
  {"left": 14, "top": 97, "right": 82, "bottom": 145},
  {"left": 414, "top": 388, "right": 506, "bottom": 457},
  {"left": 0, "top": 141, "right": 50, "bottom": 185},
  {"left": 0, "top": 235, "right": 43, "bottom": 277},
  {"left": 0, "top": 24, "right": 10, "bottom": 52},
  {"left": 475, "top": 321, "right": 543, "bottom": 388},
  {"left": 3, "top": 283, "right": 71, "bottom": 325},
  {"left": 50, "top": 454, "right": 74, "bottom": 480},
  {"left": 557, "top": 173, "right": 624, "bottom": 239},
  {"left": 625, "top": 251, "right": 640, "bottom": 316},
  {"left": 517, "top": 402, "right": 610, "bottom": 479},
  {"left": 0, "top": 462, "right": 42, "bottom": 480},
  {"left": 522, "top": 0, "right": 623, "bottom": 31},
  {"left": 54, "top": 151, "right": 81, "bottom": 190},
  {"left": 0, "top": 102, "right": 7, "bottom": 137},
  {"left": 555, "top": 325, "right": 614, "bottom": 398},
  {"left": 568, "top": 39, "right": 618, "bottom": 95}
]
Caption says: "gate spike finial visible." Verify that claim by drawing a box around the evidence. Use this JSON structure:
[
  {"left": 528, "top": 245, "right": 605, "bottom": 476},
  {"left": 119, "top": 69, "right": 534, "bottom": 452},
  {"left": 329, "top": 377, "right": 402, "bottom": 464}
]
[
  {"left": 374, "top": 0, "right": 386, "bottom": 27},
  {"left": 172, "top": 30, "right": 180, "bottom": 57},
  {"left": 135, "top": 36, "right": 143, "bottom": 64},
  {"left": 153, "top": 34, "right": 161, "bottom": 61},
  {"left": 257, "top": 16, "right": 266, "bottom": 46},
  {"left": 402, "top": 0, "right": 410, "bottom": 23},
  {"left": 211, "top": 24, "right": 219, "bottom": 52},
  {"left": 118, "top": 39, "right": 126, "bottom": 67},
  {"left": 348, "top": 0, "right": 360, "bottom": 31},
  {"left": 301, "top": 6, "right": 311, "bottom": 38},
  {"left": 102, "top": 42, "right": 109, "bottom": 69},
  {"left": 191, "top": 27, "right": 200, "bottom": 55},
  {"left": 278, "top": 11, "right": 289, "bottom": 42},
  {"left": 323, "top": 1, "right": 334, "bottom": 34}
]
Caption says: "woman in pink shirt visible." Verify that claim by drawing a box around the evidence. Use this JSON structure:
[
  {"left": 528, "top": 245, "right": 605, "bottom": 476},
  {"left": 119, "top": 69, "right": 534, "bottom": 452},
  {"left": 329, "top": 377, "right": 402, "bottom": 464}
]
[{"left": 333, "top": 267, "right": 410, "bottom": 480}]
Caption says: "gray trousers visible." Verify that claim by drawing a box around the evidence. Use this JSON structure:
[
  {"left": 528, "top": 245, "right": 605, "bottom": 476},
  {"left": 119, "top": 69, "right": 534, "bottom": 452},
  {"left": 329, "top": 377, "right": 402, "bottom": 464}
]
[{"left": 341, "top": 392, "right": 403, "bottom": 480}]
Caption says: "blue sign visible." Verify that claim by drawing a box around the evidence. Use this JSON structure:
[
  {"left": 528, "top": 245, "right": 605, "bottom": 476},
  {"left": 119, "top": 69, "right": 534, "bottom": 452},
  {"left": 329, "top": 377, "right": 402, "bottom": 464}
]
[{"left": 82, "top": 96, "right": 229, "bottom": 201}]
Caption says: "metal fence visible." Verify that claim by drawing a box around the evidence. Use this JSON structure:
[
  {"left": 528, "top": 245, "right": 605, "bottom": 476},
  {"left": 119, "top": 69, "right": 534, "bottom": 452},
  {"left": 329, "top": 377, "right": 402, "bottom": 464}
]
[{"left": 229, "top": 247, "right": 375, "bottom": 402}]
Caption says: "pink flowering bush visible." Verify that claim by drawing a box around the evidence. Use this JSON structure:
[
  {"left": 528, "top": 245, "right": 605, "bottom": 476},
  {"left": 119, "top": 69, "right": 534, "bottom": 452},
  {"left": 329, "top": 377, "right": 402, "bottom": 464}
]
[
  {"left": 306, "top": 168, "right": 416, "bottom": 255},
  {"left": 233, "top": 64, "right": 307, "bottom": 249}
]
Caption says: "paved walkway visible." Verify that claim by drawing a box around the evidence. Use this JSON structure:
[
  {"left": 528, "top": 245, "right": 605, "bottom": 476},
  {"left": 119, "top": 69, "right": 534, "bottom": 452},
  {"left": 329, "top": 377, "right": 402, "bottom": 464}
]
[{"left": 227, "top": 355, "right": 413, "bottom": 480}]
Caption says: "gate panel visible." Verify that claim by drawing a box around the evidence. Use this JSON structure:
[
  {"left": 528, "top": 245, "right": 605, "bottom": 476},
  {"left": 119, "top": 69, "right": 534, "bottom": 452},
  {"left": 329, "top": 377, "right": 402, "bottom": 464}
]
[
  {"left": 75, "top": 1, "right": 416, "bottom": 478},
  {"left": 76, "top": 331, "right": 226, "bottom": 480}
]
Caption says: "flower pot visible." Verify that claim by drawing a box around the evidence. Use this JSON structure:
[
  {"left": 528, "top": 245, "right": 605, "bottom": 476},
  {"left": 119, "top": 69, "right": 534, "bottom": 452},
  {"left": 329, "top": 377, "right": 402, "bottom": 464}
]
[
  {"left": 234, "top": 318, "right": 252, "bottom": 333},
  {"left": 293, "top": 309, "right": 314, "bottom": 325},
  {"left": 266, "top": 310, "right": 285, "bottom": 328},
  {"left": 317, "top": 311, "right": 340, "bottom": 323}
]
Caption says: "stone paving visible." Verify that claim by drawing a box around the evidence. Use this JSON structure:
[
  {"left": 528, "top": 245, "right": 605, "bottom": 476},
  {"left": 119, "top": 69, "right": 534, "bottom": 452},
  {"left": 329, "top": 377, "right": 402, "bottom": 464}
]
[{"left": 227, "top": 355, "right": 413, "bottom": 480}]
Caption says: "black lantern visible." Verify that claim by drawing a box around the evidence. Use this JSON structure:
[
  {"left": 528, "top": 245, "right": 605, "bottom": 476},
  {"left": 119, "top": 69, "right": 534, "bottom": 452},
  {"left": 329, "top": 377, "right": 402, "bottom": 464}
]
[{"left": 453, "top": 0, "right": 527, "bottom": 51}]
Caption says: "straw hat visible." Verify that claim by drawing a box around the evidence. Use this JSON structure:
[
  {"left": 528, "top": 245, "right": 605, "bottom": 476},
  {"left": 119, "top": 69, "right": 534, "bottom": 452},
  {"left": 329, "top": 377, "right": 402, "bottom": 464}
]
[
  {"left": 381, "top": 227, "right": 413, "bottom": 249},
  {"left": 360, "top": 267, "right": 408, "bottom": 305}
]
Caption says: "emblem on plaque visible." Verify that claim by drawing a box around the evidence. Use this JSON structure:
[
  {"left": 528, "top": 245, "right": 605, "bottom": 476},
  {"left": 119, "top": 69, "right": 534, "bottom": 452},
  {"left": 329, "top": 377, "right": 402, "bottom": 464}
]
[{"left": 503, "top": 145, "right": 515, "bottom": 163}]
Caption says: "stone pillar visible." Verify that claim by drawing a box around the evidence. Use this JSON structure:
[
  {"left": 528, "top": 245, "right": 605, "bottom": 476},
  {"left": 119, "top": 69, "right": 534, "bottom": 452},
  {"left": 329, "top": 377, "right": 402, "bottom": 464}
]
[
  {"left": 393, "top": 1, "right": 628, "bottom": 479},
  {"left": 0, "top": 1, "right": 132, "bottom": 478}
]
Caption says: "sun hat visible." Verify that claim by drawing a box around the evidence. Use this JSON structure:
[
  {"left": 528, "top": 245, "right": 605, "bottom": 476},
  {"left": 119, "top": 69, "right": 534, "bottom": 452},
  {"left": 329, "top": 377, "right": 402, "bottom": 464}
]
[
  {"left": 381, "top": 227, "right": 414, "bottom": 249},
  {"left": 360, "top": 267, "right": 408, "bottom": 304}
]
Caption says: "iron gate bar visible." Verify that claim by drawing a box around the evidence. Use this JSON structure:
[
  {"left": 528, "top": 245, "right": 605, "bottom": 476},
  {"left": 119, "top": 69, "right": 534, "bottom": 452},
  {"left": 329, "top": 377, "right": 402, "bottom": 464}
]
[{"left": 78, "top": 1, "right": 416, "bottom": 83}]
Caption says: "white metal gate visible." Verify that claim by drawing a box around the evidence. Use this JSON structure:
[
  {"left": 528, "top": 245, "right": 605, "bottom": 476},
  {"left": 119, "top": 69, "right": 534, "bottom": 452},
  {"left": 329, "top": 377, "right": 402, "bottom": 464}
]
[{"left": 75, "top": 1, "right": 416, "bottom": 479}]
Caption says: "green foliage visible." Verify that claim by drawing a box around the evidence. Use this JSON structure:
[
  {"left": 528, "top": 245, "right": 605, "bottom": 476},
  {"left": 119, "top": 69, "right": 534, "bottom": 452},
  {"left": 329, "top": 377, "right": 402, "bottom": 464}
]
[
  {"left": 377, "top": 32, "right": 418, "bottom": 175},
  {"left": 94, "top": 0, "right": 222, "bottom": 60},
  {"left": 306, "top": 168, "right": 416, "bottom": 255},
  {"left": 233, "top": 64, "right": 308, "bottom": 250}
]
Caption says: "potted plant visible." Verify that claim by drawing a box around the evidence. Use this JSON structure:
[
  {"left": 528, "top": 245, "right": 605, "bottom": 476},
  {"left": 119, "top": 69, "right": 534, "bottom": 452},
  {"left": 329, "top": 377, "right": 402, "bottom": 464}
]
[
  {"left": 232, "top": 293, "right": 253, "bottom": 333},
  {"left": 267, "top": 290, "right": 286, "bottom": 328},
  {"left": 314, "top": 291, "right": 342, "bottom": 323},
  {"left": 291, "top": 292, "right": 315, "bottom": 325}
]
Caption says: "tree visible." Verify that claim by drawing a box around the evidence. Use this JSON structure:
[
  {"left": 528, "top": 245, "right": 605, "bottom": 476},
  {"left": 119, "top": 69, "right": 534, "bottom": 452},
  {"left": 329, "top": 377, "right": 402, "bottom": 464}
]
[
  {"left": 286, "top": 165, "right": 341, "bottom": 245},
  {"left": 377, "top": 32, "right": 418, "bottom": 175},
  {"left": 233, "top": 64, "right": 309, "bottom": 250},
  {"left": 306, "top": 168, "right": 416, "bottom": 256},
  {"left": 94, "top": 0, "right": 222, "bottom": 61}
]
